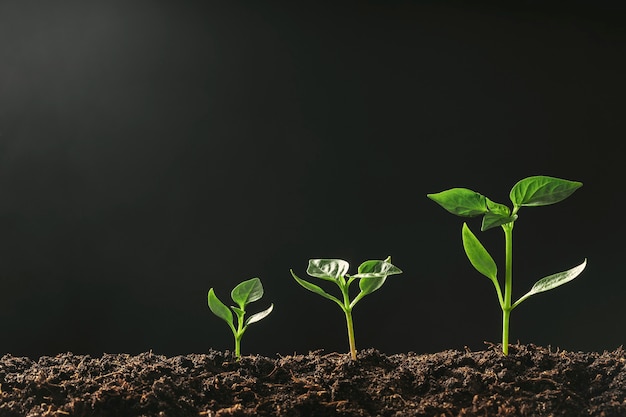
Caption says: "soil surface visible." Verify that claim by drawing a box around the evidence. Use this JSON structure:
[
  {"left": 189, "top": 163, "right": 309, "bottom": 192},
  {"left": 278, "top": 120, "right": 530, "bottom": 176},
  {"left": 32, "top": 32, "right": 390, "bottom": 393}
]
[{"left": 1, "top": 343, "right": 625, "bottom": 417}]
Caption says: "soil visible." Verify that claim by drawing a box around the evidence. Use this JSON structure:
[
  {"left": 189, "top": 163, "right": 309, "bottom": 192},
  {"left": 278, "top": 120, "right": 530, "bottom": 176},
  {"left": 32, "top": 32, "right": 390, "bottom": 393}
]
[{"left": 1, "top": 343, "right": 625, "bottom": 417}]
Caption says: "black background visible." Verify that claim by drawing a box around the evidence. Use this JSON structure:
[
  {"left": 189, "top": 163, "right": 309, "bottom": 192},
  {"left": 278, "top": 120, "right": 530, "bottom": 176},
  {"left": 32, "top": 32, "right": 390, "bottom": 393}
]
[{"left": 1, "top": 1, "right": 625, "bottom": 358}]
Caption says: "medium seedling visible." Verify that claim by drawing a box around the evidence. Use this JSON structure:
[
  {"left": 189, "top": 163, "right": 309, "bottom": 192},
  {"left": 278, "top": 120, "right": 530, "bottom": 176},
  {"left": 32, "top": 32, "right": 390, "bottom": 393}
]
[
  {"left": 290, "top": 256, "right": 402, "bottom": 360},
  {"left": 428, "top": 175, "right": 586, "bottom": 355},
  {"left": 208, "top": 277, "right": 273, "bottom": 359}
]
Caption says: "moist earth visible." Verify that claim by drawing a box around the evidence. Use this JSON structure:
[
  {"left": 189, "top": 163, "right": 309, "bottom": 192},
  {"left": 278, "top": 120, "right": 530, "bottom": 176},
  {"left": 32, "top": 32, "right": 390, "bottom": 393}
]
[{"left": 1, "top": 343, "right": 625, "bottom": 417}]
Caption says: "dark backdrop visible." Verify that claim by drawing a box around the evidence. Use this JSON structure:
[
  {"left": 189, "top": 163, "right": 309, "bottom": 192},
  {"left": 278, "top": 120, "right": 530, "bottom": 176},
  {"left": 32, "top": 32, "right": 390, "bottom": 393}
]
[{"left": 1, "top": 1, "right": 624, "bottom": 358}]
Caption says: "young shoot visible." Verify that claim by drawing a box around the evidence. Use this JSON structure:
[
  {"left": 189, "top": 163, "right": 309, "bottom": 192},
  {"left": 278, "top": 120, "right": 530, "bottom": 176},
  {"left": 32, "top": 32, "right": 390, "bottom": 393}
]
[
  {"left": 428, "top": 175, "right": 586, "bottom": 355},
  {"left": 208, "top": 277, "right": 273, "bottom": 360},
  {"left": 290, "top": 256, "right": 402, "bottom": 360}
]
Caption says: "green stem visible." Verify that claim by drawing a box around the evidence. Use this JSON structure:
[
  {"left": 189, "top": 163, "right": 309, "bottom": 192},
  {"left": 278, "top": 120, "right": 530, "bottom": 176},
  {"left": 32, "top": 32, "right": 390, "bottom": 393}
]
[
  {"left": 340, "top": 279, "right": 357, "bottom": 360},
  {"left": 502, "top": 223, "right": 514, "bottom": 355},
  {"left": 502, "top": 308, "right": 510, "bottom": 356},
  {"left": 234, "top": 312, "right": 245, "bottom": 360},
  {"left": 344, "top": 308, "right": 357, "bottom": 360},
  {"left": 234, "top": 333, "right": 242, "bottom": 360}
]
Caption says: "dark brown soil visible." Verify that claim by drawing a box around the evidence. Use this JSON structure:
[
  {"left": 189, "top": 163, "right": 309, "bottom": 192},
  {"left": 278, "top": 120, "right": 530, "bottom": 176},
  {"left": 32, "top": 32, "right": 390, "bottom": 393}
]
[{"left": 1, "top": 343, "right": 625, "bottom": 417}]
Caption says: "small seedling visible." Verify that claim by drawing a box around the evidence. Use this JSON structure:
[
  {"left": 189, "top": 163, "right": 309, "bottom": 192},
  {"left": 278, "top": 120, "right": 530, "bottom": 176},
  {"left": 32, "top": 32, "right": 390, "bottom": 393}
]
[
  {"left": 290, "top": 256, "right": 402, "bottom": 360},
  {"left": 428, "top": 175, "right": 586, "bottom": 355},
  {"left": 208, "top": 277, "right": 273, "bottom": 360}
]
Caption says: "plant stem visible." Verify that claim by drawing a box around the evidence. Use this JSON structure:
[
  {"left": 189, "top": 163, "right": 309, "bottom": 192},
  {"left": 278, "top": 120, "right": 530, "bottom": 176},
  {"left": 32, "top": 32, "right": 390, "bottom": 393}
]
[
  {"left": 234, "top": 313, "right": 245, "bottom": 360},
  {"left": 340, "top": 279, "right": 357, "bottom": 360},
  {"left": 344, "top": 308, "right": 357, "bottom": 360},
  {"left": 502, "top": 222, "right": 514, "bottom": 355},
  {"left": 234, "top": 334, "right": 242, "bottom": 360},
  {"left": 502, "top": 308, "right": 510, "bottom": 355}
]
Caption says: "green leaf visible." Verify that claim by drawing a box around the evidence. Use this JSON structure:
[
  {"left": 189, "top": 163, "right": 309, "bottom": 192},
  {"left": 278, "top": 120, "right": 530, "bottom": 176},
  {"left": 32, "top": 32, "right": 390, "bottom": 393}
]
[
  {"left": 427, "top": 188, "right": 488, "bottom": 217},
  {"left": 231, "top": 306, "right": 245, "bottom": 316},
  {"left": 486, "top": 198, "right": 510, "bottom": 216},
  {"left": 462, "top": 223, "right": 497, "bottom": 281},
  {"left": 509, "top": 176, "right": 582, "bottom": 208},
  {"left": 481, "top": 213, "right": 518, "bottom": 231},
  {"left": 307, "top": 259, "right": 350, "bottom": 281},
  {"left": 350, "top": 257, "right": 403, "bottom": 300},
  {"left": 345, "top": 258, "right": 401, "bottom": 308},
  {"left": 245, "top": 303, "right": 274, "bottom": 326},
  {"left": 357, "top": 276, "right": 387, "bottom": 295},
  {"left": 353, "top": 258, "right": 403, "bottom": 278},
  {"left": 231, "top": 306, "right": 245, "bottom": 321},
  {"left": 512, "top": 259, "right": 587, "bottom": 309},
  {"left": 231, "top": 278, "right": 264, "bottom": 308},
  {"left": 208, "top": 288, "right": 234, "bottom": 327},
  {"left": 290, "top": 270, "right": 343, "bottom": 306}
]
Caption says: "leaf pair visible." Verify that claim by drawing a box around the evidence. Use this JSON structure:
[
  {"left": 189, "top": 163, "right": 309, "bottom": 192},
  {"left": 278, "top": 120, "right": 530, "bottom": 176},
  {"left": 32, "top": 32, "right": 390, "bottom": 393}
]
[
  {"left": 208, "top": 278, "right": 273, "bottom": 358},
  {"left": 462, "top": 222, "right": 587, "bottom": 309},
  {"left": 427, "top": 176, "right": 582, "bottom": 231},
  {"left": 290, "top": 257, "right": 403, "bottom": 310}
]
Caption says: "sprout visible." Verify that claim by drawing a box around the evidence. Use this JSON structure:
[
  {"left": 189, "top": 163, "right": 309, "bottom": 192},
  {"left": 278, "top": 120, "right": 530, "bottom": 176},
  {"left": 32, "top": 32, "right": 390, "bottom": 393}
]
[
  {"left": 208, "top": 278, "right": 273, "bottom": 359},
  {"left": 290, "top": 256, "right": 402, "bottom": 360},
  {"left": 428, "top": 175, "right": 586, "bottom": 355}
]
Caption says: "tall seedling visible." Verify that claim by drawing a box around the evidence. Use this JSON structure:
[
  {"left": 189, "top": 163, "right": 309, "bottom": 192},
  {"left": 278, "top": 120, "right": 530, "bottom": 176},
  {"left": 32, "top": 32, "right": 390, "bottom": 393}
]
[{"left": 428, "top": 175, "right": 586, "bottom": 355}]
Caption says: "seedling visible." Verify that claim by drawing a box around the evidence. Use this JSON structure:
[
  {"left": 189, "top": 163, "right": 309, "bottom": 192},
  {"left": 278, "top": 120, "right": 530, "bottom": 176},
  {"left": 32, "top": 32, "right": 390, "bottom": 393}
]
[
  {"left": 208, "top": 277, "right": 273, "bottom": 360},
  {"left": 428, "top": 175, "right": 586, "bottom": 355},
  {"left": 290, "top": 256, "right": 402, "bottom": 360}
]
